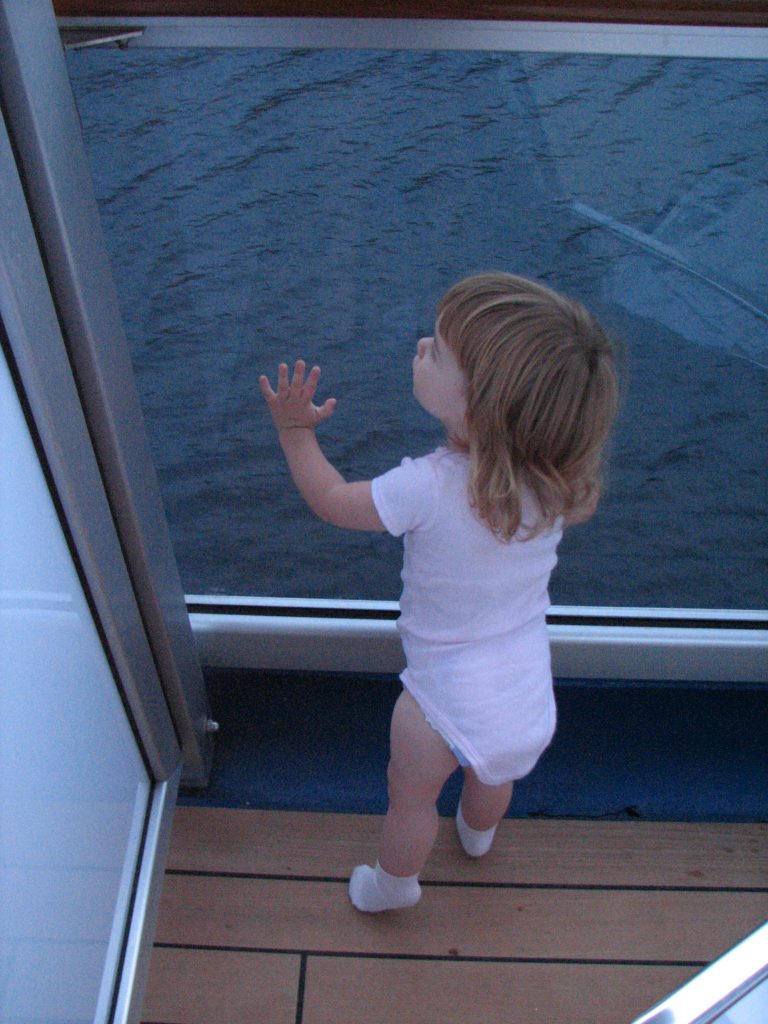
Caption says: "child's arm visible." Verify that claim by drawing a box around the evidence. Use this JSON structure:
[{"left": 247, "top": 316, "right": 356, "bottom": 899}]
[{"left": 259, "top": 360, "right": 385, "bottom": 532}]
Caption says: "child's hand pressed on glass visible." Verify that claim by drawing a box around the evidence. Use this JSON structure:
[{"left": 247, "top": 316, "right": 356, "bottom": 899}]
[
  {"left": 259, "top": 359, "right": 384, "bottom": 532},
  {"left": 259, "top": 360, "right": 337, "bottom": 433}
]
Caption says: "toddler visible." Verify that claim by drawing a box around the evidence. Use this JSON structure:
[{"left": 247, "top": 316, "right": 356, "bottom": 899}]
[{"left": 259, "top": 272, "right": 618, "bottom": 912}]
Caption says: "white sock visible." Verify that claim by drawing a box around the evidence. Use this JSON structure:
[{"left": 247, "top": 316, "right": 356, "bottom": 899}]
[
  {"left": 348, "top": 861, "right": 421, "bottom": 912},
  {"left": 456, "top": 801, "right": 498, "bottom": 858}
]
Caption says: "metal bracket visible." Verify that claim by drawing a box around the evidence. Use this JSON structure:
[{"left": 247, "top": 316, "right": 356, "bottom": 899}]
[{"left": 60, "top": 25, "right": 144, "bottom": 50}]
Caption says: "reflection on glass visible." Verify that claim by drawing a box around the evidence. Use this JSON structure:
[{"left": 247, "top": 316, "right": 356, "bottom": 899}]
[{"left": 66, "top": 47, "right": 767, "bottom": 607}]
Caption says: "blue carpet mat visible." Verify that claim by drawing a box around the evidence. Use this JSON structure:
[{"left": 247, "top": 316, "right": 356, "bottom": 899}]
[{"left": 179, "top": 669, "right": 767, "bottom": 822}]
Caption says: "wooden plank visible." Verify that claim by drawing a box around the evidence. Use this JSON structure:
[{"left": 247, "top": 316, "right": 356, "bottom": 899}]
[
  {"left": 302, "top": 957, "right": 698, "bottom": 1024},
  {"left": 52, "top": 1, "right": 768, "bottom": 30},
  {"left": 141, "top": 947, "right": 300, "bottom": 1024},
  {"left": 154, "top": 874, "right": 768, "bottom": 963},
  {"left": 166, "top": 807, "right": 768, "bottom": 889}
]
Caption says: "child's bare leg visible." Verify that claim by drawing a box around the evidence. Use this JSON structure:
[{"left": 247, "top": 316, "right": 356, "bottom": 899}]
[
  {"left": 349, "top": 690, "right": 457, "bottom": 912},
  {"left": 379, "top": 689, "right": 458, "bottom": 875},
  {"left": 460, "top": 767, "right": 514, "bottom": 829},
  {"left": 456, "top": 767, "right": 513, "bottom": 857}
]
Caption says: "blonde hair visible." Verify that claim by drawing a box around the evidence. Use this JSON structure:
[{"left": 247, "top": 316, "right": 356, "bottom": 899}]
[{"left": 437, "top": 272, "right": 619, "bottom": 541}]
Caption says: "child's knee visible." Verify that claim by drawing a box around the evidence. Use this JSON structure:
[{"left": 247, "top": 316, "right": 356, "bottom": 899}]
[
  {"left": 460, "top": 769, "right": 514, "bottom": 826},
  {"left": 386, "top": 756, "right": 441, "bottom": 806},
  {"left": 386, "top": 757, "right": 418, "bottom": 802}
]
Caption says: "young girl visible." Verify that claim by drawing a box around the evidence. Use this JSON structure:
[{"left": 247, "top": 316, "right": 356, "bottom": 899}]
[{"left": 259, "top": 272, "right": 618, "bottom": 913}]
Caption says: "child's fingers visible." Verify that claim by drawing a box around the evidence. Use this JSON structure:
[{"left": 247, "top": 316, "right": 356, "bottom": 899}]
[
  {"left": 291, "top": 359, "right": 307, "bottom": 390},
  {"left": 315, "top": 396, "right": 337, "bottom": 421},
  {"left": 263, "top": 360, "right": 325, "bottom": 409},
  {"left": 258, "top": 374, "right": 276, "bottom": 400},
  {"left": 303, "top": 364, "right": 322, "bottom": 400}
]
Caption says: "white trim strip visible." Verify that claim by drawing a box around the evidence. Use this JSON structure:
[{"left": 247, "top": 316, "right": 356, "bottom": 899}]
[
  {"left": 57, "top": 16, "right": 768, "bottom": 59},
  {"left": 113, "top": 770, "right": 180, "bottom": 1024},
  {"left": 630, "top": 921, "right": 768, "bottom": 1024},
  {"left": 186, "top": 594, "right": 767, "bottom": 624}
]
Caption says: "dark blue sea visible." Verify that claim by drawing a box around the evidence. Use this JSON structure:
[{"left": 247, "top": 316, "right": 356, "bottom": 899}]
[{"left": 66, "top": 46, "right": 767, "bottom": 609}]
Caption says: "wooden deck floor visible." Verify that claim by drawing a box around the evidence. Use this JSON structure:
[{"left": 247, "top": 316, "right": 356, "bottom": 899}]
[{"left": 141, "top": 808, "right": 768, "bottom": 1024}]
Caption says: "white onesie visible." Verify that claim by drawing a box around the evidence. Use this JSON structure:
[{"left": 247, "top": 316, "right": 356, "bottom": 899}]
[{"left": 372, "top": 447, "right": 562, "bottom": 785}]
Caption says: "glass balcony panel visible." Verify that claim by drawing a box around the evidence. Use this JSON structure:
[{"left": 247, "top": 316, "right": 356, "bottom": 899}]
[{"left": 65, "top": 42, "right": 767, "bottom": 608}]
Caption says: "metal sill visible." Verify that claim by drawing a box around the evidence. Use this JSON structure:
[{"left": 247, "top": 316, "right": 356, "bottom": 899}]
[
  {"left": 56, "top": 16, "right": 768, "bottom": 59},
  {"left": 187, "top": 597, "right": 768, "bottom": 682}
]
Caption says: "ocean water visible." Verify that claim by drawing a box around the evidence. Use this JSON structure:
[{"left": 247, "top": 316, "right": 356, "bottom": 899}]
[{"left": 66, "top": 46, "right": 767, "bottom": 608}]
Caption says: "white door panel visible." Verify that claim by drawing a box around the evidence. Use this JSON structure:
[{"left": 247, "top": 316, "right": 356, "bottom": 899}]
[{"left": 0, "top": 346, "right": 151, "bottom": 1023}]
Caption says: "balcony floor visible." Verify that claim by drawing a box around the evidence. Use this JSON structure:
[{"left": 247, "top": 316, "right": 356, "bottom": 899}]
[
  {"left": 142, "top": 668, "right": 768, "bottom": 1021},
  {"left": 141, "top": 807, "right": 768, "bottom": 1024}
]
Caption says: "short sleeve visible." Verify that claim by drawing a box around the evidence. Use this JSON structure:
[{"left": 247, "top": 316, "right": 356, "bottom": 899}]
[{"left": 371, "top": 455, "right": 440, "bottom": 537}]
